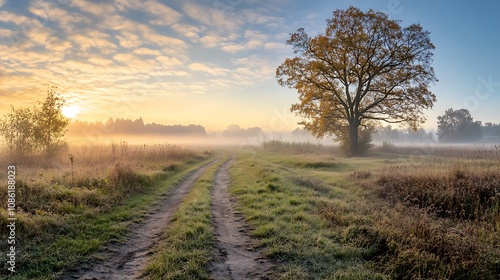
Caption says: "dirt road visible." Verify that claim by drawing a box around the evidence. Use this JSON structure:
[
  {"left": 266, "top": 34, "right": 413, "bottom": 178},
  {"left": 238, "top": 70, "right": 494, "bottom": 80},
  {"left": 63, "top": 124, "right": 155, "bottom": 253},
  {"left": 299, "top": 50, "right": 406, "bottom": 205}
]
[
  {"left": 208, "top": 158, "right": 274, "bottom": 279},
  {"left": 65, "top": 159, "right": 219, "bottom": 280}
]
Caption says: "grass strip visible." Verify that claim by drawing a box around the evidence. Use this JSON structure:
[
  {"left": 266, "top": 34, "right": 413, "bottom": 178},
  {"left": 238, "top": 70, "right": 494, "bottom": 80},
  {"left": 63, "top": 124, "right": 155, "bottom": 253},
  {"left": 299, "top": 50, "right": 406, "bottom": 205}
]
[
  {"left": 228, "top": 151, "right": 384, "bottom": 279},
  {"left": 144, "top": 156, "right": 228, "bottom": 280}
]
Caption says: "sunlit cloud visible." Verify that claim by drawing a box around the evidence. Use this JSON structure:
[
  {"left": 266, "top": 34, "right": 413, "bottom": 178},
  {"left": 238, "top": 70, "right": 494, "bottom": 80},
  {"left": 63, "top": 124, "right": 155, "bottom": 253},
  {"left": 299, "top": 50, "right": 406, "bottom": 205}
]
[
  {"left": 0, "top": 0, "right": 303, "bottom": 130},
  {"left": 189, "top": 63, "right": 230, "bottom": 76},
  {"left": 70, "top": 0, "right": 117, "bottom": 17}
]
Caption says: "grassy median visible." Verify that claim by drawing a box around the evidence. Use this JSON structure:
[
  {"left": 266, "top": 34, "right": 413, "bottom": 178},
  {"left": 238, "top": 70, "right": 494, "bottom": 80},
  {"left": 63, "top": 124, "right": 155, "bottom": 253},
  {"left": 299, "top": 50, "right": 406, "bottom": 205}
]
[{"left": 144, "top": 155, "right": 229, "bottom": 280}]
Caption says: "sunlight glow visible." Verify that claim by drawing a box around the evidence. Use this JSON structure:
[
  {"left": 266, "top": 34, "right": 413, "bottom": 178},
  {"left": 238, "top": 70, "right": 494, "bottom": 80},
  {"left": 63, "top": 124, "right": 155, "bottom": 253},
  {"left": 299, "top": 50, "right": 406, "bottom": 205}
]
[{"left": 62, "top": 105, "right": 80, "bottom": 119}]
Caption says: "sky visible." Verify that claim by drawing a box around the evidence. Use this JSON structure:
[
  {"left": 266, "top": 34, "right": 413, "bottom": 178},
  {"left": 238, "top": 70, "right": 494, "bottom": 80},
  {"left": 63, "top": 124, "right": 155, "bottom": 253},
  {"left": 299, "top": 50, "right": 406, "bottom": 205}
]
[{"left": 1, "top": 0, "right": 499, "bottom": 134}]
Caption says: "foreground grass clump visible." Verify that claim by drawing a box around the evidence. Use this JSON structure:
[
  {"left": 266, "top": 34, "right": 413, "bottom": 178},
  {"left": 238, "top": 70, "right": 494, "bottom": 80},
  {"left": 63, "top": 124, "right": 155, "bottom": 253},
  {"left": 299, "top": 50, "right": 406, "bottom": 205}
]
[
  {"left": 145, "top": 157, "right": 228, "bottom": 280},
  {"left": 0, "top": 143, "right": 211, "bottom": 279},
  {"left": 262, "top": 139, "right": 323, "bottom": 153}
]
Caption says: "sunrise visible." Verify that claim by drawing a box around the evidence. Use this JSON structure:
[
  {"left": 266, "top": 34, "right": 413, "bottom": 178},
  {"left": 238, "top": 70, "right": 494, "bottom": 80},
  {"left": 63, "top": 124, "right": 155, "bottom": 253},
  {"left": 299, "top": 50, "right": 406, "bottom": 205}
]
[{"left": 1, "top": 0, "right": 499, "bottom": 279}]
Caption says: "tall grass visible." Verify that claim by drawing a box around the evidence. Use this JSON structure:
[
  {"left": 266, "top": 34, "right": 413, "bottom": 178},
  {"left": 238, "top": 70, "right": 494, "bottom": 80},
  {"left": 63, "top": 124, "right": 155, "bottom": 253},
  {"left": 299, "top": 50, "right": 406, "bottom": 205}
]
[
  {"left": 371, "top": 156, "right": 500, "bottom": 279},
  {"left": 375, "top": 143, "right": 500, "bottom": 160},
  {"left": 0, "top": 142, "right": 200, "bottom": 214},
  {"left": 0, "top": 142, "right": 208, "bottom": 278},
  {"left": 262, "top": 139, "right": 323, "bottom": 153}
]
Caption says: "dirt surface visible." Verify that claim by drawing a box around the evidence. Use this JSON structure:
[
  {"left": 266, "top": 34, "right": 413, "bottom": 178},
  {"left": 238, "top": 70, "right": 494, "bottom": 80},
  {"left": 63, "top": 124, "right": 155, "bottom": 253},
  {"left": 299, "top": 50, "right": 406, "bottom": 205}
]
[
  {"left": 65, "top": 158, "right": 219, "bottom": 280},
  {"left": 208, "top": 158, "right": 274, "bottom": 280}
]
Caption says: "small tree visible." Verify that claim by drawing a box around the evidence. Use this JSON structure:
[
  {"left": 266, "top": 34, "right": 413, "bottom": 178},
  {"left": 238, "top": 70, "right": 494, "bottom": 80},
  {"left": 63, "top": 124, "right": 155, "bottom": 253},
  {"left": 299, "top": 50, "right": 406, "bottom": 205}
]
[
  {"left": 437, "top": 108, "right": 482, "bottom": 142},
  {"left": 276, "top": 6, "right": 437, "bottom": 156},
  {"left": 33, "top": 87, "right": 70, "bottom": 156},
  {"left": 0, "top": 106, "right": 35, "bottom": 156}
]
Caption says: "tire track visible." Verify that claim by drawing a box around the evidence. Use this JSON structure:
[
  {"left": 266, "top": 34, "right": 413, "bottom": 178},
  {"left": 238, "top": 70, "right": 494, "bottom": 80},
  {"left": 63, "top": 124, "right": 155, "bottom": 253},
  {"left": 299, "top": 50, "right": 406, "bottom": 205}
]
[
  {"left": 208, "top": 157, "right": 274, "bottom": 280},
  {"left": 65, "top": 158, "right": 220, "bottom": 280}
]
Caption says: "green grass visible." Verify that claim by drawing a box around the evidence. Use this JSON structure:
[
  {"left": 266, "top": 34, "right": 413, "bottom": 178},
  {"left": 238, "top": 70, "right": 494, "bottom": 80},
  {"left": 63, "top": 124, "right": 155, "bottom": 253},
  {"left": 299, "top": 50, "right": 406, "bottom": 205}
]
[
  {"left": 144, "top": 156, "right": 229, "bottom": 280},
  {"left": 227, "top": 147, "right": 500, "bottom": 279},
  {"left": 228, "top": 151, "right": 385, "bottom": 279},
  {"left": 0, "top": 155, "right": 213, "bottom": 280},
  {"left": 3, "top": 143, "right": 498, "bottom": 279}
]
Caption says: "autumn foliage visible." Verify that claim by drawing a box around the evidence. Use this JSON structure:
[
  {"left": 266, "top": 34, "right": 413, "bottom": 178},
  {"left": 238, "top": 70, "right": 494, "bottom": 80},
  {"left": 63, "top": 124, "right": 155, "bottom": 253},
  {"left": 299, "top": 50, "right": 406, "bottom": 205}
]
[{"left": 277, "top": 6, "right": 437, "bottom": 155}]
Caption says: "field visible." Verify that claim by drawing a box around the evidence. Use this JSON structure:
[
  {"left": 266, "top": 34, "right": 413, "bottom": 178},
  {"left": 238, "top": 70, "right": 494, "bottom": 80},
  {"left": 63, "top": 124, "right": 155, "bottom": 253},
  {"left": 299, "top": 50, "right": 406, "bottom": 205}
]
[{"left": 0, "top": 141, "right": 499, "bottom": 279}]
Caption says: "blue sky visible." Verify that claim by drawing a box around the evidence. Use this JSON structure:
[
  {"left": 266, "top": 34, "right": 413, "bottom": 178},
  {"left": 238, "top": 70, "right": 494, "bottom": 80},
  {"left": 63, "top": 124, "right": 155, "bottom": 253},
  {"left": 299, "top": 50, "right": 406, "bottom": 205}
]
[{"left": 0, "top": 0, "right": 499, "bottom": 133}]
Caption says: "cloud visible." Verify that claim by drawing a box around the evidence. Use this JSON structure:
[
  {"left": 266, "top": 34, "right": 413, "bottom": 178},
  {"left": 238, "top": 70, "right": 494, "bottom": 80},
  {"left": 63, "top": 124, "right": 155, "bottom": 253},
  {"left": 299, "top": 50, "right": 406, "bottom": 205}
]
[
  {"left": 230, "top": 55, "right": 278, "bottom": 84},
  {"left": 244, "top": 30, "right": 267, "bottom": 48},
  {"left": 113, "top": 0, "right": 182, "bottom": 26},
  {"left": 70, "top": 0, "right": 116, "bottom": 16},
  {"left": 0, "top": 28, "right": 14, "bottom": 37},
  {"left": 69, "top": 31, "right": 116, "bottom": 53},
  {"left": 144, "top": 1, "right": 182, "bottom": 26},
  {"left": 189, "top": 63, "right": 230, "bottom": 76},
  {"left": 171, "top": 23, "right": 203, "bottom": 41},
  {"left": 183, "top": 2, "right": 243, "bottom": 31},
  {"left": 142, "top": 30, "right": 187, "bottom": 55},
  {"left": 199, "top": 32, "right": 239, "bottom": 49},
  {"left": 134, "top": 47, "right": 161, "bottom": 56},
  {"left": 221, "top": 43, "right": 247, "bottom": 53},
  {"left": 155, "top": 55, "right": 186, "bottom": 68},
  {"left": 116, "top": 30, "right": 142, "bottom": 48},
  {"left": 29, "top": 0, "right": 91, "bottom": 31},
  {"left": 242, "top": 8, "right": 284, "bottom": 26},
  {"left": 0, "top": 11, "right": 43, "bottom": 27},
  {"left": 200, "top": 34, "right": 225, "bottom": 48},
  {"left": 45, "top": 38, "right": 72, "bottom": 53},
  {"left": 0, "top": 0, "right": 297, "bottom": 123},
  {"left": 264, "top": 42, "right": 287, "bottom": 51}
]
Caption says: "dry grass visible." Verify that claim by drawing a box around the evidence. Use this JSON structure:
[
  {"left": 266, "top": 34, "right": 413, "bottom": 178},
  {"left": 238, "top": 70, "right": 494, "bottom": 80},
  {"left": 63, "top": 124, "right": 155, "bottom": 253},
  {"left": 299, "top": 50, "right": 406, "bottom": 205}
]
[
  {"left": 262, "top": 139, "right": 323, "bottom": 153},
  {"left": 370, "top": 150, "right": 500, "bottom": 279},
  {"left": 378, "top": 162, "right": 500, "bottom": 221},
  {"left": 0, "top": 142, "right": 201, "bottom": 214},
  {"left": 374, "top": 143, "right": 500, "bottom": 160},
  {"left": 0, "top": 141, "right": 208, "bottom": 278}
]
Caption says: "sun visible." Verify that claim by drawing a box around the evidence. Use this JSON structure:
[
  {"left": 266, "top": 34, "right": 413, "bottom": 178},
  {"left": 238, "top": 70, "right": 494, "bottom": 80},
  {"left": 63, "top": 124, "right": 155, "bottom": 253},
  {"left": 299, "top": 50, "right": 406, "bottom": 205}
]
[{"left": 61, "top": 105, "right": 80, "bottom": 119}]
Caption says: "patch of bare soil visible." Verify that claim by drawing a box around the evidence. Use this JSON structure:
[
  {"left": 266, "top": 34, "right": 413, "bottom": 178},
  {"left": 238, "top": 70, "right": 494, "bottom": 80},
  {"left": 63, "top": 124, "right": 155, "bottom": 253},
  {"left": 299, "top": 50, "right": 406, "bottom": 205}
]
[
  {"left": 208, "top": 158, "right": 274, "bottom": 280},
  {"left": 65, "top": 158, "right": 219, "bottom": 280}
]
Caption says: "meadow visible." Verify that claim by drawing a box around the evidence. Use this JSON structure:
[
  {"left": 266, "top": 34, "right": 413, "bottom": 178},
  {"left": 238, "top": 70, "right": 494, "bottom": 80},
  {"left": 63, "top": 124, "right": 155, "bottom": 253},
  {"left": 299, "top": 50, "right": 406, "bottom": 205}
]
[
  {"left": 0, "top": 140, "right": 499, "bottom": 279},
  {"left": 0, "top": 141, "right": 213, "bottom": 279}
]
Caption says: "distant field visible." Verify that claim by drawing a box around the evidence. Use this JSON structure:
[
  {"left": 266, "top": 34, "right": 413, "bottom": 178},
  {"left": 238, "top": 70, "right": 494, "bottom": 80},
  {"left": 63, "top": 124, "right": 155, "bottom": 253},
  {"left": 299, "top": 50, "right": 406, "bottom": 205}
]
[{"left": 0, "top": 141, "right": 499, "bottom": 279}]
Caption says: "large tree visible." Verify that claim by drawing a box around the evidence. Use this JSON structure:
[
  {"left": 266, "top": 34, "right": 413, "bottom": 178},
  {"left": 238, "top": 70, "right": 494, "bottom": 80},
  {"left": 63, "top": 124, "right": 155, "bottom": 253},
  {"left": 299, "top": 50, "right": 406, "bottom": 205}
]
[{"left": 276, "top": 6, "right": 437, "bottom": 155}]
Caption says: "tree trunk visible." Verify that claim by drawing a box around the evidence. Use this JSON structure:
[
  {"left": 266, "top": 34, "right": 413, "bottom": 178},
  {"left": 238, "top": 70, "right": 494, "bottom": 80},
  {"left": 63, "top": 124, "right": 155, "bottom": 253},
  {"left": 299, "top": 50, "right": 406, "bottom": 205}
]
[{"left": 349, "top": 121, "right": 359, "bottom": 156}]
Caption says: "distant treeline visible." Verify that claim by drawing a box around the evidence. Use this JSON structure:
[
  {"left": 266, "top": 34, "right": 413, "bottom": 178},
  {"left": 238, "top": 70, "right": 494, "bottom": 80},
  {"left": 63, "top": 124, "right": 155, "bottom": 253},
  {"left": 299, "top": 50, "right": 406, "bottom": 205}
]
[
  {"left": 68, "top": 118, "right": 206, "bottom": 137},
  {"left": 374, "top": 122, "right": 500, "bottom": 144},
  {"left": 373, "top": 126, "right": 435, "bottom": 143},
  {"left": 222, "top": 124, "right": 263, "bottom": 138}
]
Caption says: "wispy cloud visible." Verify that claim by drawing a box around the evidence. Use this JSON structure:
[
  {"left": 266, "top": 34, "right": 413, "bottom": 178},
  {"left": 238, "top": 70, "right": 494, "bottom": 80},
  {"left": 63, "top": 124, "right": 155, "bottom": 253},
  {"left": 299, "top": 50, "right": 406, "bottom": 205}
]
[
  {"left": 189, "top": 63, "right": 230, "bottom": 76},
  {"left": 0, "top": 0, "right": 296, "bottom": 126}
]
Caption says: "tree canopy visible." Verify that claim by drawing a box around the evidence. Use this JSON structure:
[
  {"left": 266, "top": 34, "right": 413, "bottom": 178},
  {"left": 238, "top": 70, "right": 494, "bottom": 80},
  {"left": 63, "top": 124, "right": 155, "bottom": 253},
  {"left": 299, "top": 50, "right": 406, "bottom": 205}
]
[
  {"left": 437, "top": 108, "right": 482, "bottom": 142},
  {"left": 276, "top": 6, "right": 437, "bottom": 155}
]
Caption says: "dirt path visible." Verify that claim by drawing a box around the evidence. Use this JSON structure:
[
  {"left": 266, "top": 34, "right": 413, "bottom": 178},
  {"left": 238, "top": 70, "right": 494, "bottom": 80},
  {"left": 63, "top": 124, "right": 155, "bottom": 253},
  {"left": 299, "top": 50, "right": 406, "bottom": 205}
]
[
  {"left": 208, "top": 158, "right": 274, "bottom": 280},
  {"left": 65, "top": 158, "right": 220, "bottom": 280}
]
